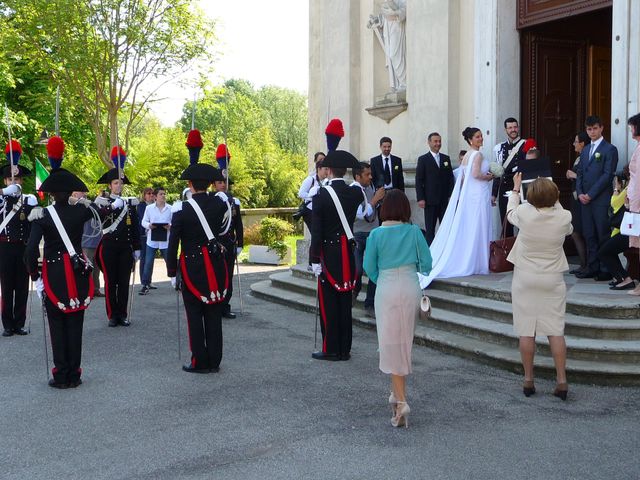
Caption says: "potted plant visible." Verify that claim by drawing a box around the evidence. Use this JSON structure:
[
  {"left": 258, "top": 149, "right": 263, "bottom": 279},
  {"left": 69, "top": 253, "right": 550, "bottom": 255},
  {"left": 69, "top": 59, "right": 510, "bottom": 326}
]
[{"left": 248, "top": 217, "right": 294, "bottom": 265}]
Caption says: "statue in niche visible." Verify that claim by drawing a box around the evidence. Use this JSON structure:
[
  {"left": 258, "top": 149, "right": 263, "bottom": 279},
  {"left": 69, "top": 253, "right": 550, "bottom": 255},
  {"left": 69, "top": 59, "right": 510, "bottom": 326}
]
[{"left": 367, "top": 0, "right": 407, "bottom": 93}]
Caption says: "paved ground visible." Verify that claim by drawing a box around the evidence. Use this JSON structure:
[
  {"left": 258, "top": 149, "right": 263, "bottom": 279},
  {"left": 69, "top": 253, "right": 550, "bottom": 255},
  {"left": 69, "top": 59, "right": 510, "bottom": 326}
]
[{"left": 0, "top": 262, "right": 638, "bottom": 480}]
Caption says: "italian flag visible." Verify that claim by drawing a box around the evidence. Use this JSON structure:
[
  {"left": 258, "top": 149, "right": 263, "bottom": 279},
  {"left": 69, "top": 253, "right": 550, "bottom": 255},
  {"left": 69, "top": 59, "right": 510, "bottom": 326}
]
[{"left": 35, "top": 159, "right": 49, "bottom": 201}]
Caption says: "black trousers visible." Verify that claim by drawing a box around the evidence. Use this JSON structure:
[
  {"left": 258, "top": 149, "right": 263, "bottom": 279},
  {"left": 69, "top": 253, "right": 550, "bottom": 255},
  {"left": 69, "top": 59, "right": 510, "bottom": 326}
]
[
  {"left": 0, "top": 242, "right": 29, "bottom": 331},
  {"left": 582, "top": 203, "right": 610, "bottom": 273},
  {"left": 46, "top": 299, "right": 84, "bottom": 384},
  {"left": 222, "top": 245, "right": 236, "bottom": 313},
  {"left": 317, "top": 277, "right": 352, "bottom": 356},
  {"left": 97, "top": 241, "right": 133, "bottom": 320},
  {"left": 183, "top": 290, "right": 223, "bottom": 369},
  {"left": 497, "top": 192, "right": 515, "bottom": 238},
  {"left": 423, "top": 201, "right": 448, "bottom": 245},
  {"left": 597, "top": 233, "right": 629, "bottom": 281}
]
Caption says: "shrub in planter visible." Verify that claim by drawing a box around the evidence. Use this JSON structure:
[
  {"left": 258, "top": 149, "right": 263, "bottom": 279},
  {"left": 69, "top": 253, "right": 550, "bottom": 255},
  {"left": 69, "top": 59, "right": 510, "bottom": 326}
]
[{"left": 259, "top": 217, "right": 293, "bottom": 259}]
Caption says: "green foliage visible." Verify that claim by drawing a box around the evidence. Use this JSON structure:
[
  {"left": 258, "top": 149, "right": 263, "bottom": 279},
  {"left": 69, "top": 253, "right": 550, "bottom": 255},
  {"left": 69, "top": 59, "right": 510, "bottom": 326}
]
[{"left": 259, "top": 217, "right": 294, "bottom": 259}]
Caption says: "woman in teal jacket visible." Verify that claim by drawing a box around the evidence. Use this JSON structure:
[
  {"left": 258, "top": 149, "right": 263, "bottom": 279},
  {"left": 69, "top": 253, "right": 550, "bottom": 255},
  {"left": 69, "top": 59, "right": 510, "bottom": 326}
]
[{"left": 364, "top": 190, "right": 432, "bottom": 428}]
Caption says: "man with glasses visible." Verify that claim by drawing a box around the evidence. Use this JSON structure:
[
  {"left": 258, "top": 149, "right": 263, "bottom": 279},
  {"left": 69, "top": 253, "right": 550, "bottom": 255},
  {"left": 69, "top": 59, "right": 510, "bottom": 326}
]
[{"left": 139, "top": 187, "right": 171, "bottom": 295}]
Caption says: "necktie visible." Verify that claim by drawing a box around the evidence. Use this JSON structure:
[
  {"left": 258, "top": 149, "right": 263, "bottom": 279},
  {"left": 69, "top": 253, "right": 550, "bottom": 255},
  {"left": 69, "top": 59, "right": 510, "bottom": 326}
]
[
  {"left": 590, "top": 143, "right": 596, "bottom": 158},
  {"left": 435, "top": 153, "right": 440, "bottom": 167},
  {"left": 383, "top": 157, "right": 391, "bottom": 185}
]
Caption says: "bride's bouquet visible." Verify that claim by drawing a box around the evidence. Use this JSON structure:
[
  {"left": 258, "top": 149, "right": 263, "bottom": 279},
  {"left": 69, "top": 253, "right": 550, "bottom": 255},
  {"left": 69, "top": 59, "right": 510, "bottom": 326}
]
[{"left": 489, "top": 161, "right": 505, "bottom": 178}]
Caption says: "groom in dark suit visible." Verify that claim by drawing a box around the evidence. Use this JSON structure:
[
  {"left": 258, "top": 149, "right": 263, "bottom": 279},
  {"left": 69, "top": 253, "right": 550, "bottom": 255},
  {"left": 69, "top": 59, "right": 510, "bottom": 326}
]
[
  {"left": 415, "top": 132, "right": 455, "bottom": 244},
  {"left": 370, "top": 137, "right": 405, "bottom": 192},
  {"left": 575, "top": 115, "right": 618, "bottom": 280}
]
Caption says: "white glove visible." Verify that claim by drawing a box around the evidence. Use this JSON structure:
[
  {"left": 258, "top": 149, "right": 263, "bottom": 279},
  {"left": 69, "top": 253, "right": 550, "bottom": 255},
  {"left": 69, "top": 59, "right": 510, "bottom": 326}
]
[
  {"left": 126, "top": 197, "right": 139, "bottom": 206},
  {"left": 311, "top": 263, "right": 322, "bottom": 277},
  {"left": 170, "top": 277, "right": 177, "bottom": 289},
  {"left": 215, "top": 191, "right": 229, "bottom": 203},
  {"left": 236, "top": 247, "right": 242, "bottom": 256},
  {"left": 94, "top": 196, "right": 110, "bottom": 207},
  {"left": 35, "top": 277, "right": 45, "bottom": 299},
  {"left": 2, "top": 184, "right": 21, "bottom": 197},
  {"left": 24, "top": 194, "right": 38, "bottom": 206},
  {"left": 308, "top": 185, "right": 320, "bottom": 198},
  {"left": 112, "top": 197, "right": 125, "bottom": 209},
  {"left": 133, "top": 250, "right": 141, "bottom": 261}
]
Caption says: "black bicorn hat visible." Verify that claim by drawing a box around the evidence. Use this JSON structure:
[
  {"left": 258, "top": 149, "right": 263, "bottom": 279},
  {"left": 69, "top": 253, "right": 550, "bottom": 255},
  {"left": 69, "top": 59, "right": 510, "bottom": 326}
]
[
  {"left": 97, "top": 168, "right": 131, "bottom": 184},
  {"left": 0, "top": 163, "right": 31, "bottom": 178},
  {"left": 39, "top": 136, "right": 88, "bottom": 193},
  {"left": 321, "top": 150, "right": 359, "bottom": 169},
  {"left": 97, "top": 146, "right": 130, "bottom": 184},
  {"left": 180, "top": 163, "right": 224, "bottom": 182}
]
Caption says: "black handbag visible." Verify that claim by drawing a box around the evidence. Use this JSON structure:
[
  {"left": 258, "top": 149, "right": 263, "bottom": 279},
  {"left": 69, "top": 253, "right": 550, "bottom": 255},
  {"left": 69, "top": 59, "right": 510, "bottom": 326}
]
[{"left": 610, "top": 205, "right": 626, "bottom": 230}]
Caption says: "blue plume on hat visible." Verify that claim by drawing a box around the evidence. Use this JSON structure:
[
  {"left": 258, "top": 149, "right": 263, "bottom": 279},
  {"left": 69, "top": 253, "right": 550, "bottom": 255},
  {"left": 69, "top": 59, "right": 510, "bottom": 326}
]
[{"left": 111, "top": 146, "right": 126, "bottom": 169}]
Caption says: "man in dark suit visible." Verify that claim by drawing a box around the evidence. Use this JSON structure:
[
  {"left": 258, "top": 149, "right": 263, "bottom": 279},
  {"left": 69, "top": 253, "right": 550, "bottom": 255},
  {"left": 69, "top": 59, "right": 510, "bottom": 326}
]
[
  {"left": 415, "top": 132, "right": 455, "bottom": 244},
  {"left": 310, "top": 150, "right": 362, "bottom": 362},
  {"left": 370, "top": 136, "right": 405, "bottom": 192},
  {"left": 575, "top": 115, "right": 618, "bottom": 280}
]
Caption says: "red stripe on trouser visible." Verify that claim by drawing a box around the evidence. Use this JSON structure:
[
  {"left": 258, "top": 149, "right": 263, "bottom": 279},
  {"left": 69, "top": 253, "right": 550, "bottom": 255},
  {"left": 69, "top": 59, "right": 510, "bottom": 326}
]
[
  {"left": 201, "top": 246, "right": 219, "bottom": 300},
  {"left": 41, "top": 260, "right": 62, "bottom": 307},
  {"left": 180, "top": 254, "right": 205, "bottom": 302},
  {"left": 97, "top": 243, "right": 112, "bottom": 319},
  {"left": 317, "top": 278, "right": 328, "bottom": 353},
  {"left": 341, "top": 235, "right": 351, "bottom": 287}
]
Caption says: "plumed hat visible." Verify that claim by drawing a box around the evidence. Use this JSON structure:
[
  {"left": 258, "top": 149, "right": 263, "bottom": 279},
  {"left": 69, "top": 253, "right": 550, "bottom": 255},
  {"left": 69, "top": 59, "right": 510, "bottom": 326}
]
[
  {"left": 97, "top": 145, "right": 130, "bottom": 184},
  {"left": 40, "top": 136, "right": 88, "bottom": 192},
  {"left": 523, "top": 138, "right": 537, "bottom": 153},
  {"left": 1, "top": 140, "right": 31, "bottom": 178},
  {"left": 216, "top": 143, "right": 231, "bottom": 172},
  {"left": 325, "top": 119, "right": 344, "bottom": 152},
  {"left": 180, "top": 163, "right": 224, "bottom": 182},
  {"left": 186, "top": 129, "right": 203, "bottom": 164},
  {"left": 321, "top": 150, "right": 359, "bottom": 169}
]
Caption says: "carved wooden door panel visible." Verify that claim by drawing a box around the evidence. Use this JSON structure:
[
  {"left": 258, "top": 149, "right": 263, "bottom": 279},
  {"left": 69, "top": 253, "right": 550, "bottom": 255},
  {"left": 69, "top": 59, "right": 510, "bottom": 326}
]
[
  {"left": 521, "top": 33, "right": 587, "bottom": 209},
  {"left": 588, "top": 45, "right": 612, "bottom": 140}
]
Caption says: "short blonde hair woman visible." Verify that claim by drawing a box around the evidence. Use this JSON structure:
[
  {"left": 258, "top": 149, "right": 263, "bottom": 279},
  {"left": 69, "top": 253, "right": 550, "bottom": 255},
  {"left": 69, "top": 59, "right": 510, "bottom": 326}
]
[{"left": 507, "top": 173, "right": 573, "bottom": 400}]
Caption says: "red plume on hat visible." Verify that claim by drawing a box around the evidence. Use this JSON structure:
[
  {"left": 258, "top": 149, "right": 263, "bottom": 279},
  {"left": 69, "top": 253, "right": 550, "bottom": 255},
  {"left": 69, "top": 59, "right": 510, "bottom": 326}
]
[
  {"left": 110, "top": 145, "right": 127, "bottom": 169},
  {"left": 523, "top": 138, "right": 537, "bottom": 153},
  {"left": 325, "top": 118, "right": 344, "bottom": 152},
  {"left": 5, "top": 139, "right": 22, "bottom": 165},
  {"left": 46, "top": 136, "right": 65, "bottom": 170},
  {"left": 186, "top": 129, "right": 203, "bottom": 164}
]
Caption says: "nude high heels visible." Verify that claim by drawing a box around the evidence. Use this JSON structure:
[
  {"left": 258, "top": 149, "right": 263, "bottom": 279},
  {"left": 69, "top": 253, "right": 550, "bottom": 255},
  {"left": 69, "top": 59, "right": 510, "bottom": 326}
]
[
  {"left": 388, "top": 391, "right": 398, "bottom": 415},
  {"left": 391, "top": 401, "right": 410, "bottom": 428}
]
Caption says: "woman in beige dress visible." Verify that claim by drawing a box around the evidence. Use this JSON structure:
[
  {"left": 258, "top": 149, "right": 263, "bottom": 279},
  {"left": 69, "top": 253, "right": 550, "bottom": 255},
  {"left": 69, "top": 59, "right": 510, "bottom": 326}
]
[
  {"left": 507, "top": 174, "right": 573, "bottom": 400},
  {"left": 624, "top": 113, "right": 640, "bottom": 295}
]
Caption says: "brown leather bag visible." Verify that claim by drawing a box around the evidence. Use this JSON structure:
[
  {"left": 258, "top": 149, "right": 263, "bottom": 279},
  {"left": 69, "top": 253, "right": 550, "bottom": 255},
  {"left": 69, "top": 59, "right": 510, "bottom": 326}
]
[{"left": 489, "top": 216, "right": 516, "bottom": 273}]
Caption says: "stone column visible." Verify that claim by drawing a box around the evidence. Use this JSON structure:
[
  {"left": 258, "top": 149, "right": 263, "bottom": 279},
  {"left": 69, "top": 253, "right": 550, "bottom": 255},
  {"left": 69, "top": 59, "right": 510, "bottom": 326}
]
[{"left": 611, "top": 0, "right": 640, "bottom": 164}]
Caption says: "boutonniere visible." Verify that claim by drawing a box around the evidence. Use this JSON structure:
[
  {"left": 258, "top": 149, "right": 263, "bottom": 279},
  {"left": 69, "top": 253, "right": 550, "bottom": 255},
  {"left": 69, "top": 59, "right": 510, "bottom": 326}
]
[
  {"left": 595, "top": 152, "right": 602, "bottom": 161},
  {"left": 394, "top": 165, "right": 399, "bottom": 171},
  {"left": 443, "top": 161, "right": 449, "bottom": 167}
]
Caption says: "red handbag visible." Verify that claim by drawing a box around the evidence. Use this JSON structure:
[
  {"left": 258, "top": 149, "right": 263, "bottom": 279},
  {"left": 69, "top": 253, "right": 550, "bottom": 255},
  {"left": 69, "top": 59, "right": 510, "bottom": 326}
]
[{"left": 489, "top": 217, "right": 516, "bottom": 273}]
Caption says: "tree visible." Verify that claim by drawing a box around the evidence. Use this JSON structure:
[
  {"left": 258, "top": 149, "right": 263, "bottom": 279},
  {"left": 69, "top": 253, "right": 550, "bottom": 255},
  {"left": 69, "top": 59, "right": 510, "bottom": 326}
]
[
  {"left": 255, "top": 86, "right": 307, "bottom": 155},
  {"left": 1, "top": 0, "right": 215, "bottom": 167}
]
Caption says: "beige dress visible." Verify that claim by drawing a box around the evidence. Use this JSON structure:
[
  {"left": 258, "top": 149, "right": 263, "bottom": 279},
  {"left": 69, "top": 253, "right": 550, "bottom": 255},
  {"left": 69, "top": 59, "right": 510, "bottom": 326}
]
[
  {"left": 627, "top": 142, "right": 640, "bottom": 248},
  {"left": 506, "top": 194, "right": 573, "bottom": 336}
]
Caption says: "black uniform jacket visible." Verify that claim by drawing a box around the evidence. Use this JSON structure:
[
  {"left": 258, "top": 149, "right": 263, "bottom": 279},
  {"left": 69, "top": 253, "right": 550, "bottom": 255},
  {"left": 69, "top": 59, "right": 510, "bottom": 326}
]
[
  {"left": 96, "top": 196, "right": 141, "bottom": 250},
  {"left": 492, "top": 141, "right": 525, "bottom": 196},
  {"left": 219, "top": 195, "right": 244, "bottom": 249},
  {"left": 26, "top": 203, "right": 95, "bottom": 312},
  {"left": 310, "top": 179, "right": 362, "bottom": 292},
  {"left": 415, "top": 152, "right": 455, "bottom": 205},
  {"left": 0, "top": 194, "right": 37, "bottom": 243},
  {"left": 167, "top": 192, "right": 230, "bottom": 304}
]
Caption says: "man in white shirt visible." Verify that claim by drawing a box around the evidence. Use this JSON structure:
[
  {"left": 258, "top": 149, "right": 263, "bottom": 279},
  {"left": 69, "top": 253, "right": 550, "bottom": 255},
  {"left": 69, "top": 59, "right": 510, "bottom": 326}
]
[{"left": 139, "top": 187, "right": 172, "bottom": 295}]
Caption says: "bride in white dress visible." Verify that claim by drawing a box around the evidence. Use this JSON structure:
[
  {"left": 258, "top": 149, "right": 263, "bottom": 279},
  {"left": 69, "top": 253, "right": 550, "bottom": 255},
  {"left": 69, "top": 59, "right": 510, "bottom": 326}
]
[{"left": 420, "top": 127, "right": 494, "bottom": 288}]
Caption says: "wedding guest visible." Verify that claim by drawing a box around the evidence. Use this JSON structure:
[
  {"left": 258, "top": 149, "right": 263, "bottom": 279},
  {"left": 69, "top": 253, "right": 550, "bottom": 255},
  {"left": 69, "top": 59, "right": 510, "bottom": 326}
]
[
  {"left": 598, "top": 172, "right": 633, "bottom": 290},
  {"left": 363, "top": 190, "right": 432, "bottom": 428},
  {"left": 624, "top": 113, "right": 640, "bottom": 295},
  {"left": 566, "top": 132, "right": 590, "bottom": 275},
  {"left": 297, "top": 152, "right": 327, "bottom": 232},
  {"left": 371, "top": 137, "right": 405, "bottom": 191},
  {"left": 507, "top": 173, "right": 572, "bottom": 400},
  {"left": 137, "top": 187, "right": 154, "bottom": 283}
]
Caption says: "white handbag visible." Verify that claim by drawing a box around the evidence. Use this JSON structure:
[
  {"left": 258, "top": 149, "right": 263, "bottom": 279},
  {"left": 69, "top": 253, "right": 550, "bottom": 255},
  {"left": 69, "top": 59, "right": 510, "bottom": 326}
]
[
  {"left": 620, "top": 212, "right": 640, "bottom": 236},
  {"left": 416, "top": 234, "right": 431, "bottom": 319}
]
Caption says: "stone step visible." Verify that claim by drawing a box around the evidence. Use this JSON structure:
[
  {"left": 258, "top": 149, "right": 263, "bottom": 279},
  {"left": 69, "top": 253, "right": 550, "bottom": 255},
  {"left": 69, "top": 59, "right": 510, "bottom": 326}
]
[
  {"left": 291, "top": 264, "right": 640, "bottom": 320},
  {"left": 276, "top": 270, "right": 640, "bottom": 340},
  {"left": 250, "top": 277, "right": 640, "bottom": 385}
]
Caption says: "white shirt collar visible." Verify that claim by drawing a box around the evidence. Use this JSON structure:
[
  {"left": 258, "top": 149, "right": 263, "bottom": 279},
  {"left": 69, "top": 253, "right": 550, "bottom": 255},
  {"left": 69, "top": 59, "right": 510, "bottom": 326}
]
[
  {"left": 591, "top": 137, "right": 604, "bottom": 148},
  {"left": 329, "top": 178, "right": 345, "bottom": 185},
  {"left": 430, "top": 150, "right": 440, "bottom": 157}
]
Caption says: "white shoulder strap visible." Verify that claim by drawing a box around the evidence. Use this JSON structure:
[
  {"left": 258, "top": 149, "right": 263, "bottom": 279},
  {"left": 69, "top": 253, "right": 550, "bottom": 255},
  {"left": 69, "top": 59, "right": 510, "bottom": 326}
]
[
  {"left": 102, "top": 203, "right": 129, "bottom": 234},
  {"left": 324, "top": 185, "right": 354, "bottom": 240},
  {"left": 0, "top": 200, "right": 20, "bottom": 234},
  {"left": 187, "top": 198, "right": 215, "bottom": 241},
  {"left": 46, "top": 206, "right": 77, "bottom": 256},
  {"left": 502, "top": 138, "right": 526, "bottom": 171}
]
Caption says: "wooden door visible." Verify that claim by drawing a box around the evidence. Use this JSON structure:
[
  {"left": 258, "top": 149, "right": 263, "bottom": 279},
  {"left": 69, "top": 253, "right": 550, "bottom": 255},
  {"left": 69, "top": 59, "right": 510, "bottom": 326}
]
[
  {"left": 588, "top": 45, "right": 612, "bottom": 139},
  {"left": 521, "top": 33, "right": 587, "bottom": 208}
]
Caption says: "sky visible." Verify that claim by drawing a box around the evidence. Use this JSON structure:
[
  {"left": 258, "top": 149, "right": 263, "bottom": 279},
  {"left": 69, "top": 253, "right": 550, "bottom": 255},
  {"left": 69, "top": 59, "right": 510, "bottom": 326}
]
[{"left": 149, "top": 0, "right": 309, "bottom": 126}]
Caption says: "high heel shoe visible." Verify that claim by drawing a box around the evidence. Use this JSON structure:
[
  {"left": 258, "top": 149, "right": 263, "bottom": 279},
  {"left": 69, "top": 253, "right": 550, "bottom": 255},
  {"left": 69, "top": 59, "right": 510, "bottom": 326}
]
[
  {"left": 553, "top": 383, "right": 569, "bottom": 401},
  {"left": 391, "top": 401, "right": 410, "bottom": 428},
  {"left": 522, "top": 380, "right": 536, "bottom": 397},
  {"left": 388, "top": 392, "right": 398, "bottom": 416}
]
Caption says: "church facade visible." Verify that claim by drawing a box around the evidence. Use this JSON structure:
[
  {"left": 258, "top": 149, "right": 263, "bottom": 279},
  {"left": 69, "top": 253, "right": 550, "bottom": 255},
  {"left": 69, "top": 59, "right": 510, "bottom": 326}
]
[{"left": 308, "top": 0, "right": 640, "bottom": 221}]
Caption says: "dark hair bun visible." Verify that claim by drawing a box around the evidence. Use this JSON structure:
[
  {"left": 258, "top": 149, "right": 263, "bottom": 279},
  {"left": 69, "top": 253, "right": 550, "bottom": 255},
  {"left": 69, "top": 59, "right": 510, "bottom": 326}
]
[{"left": 462, "top": 127, "right": 481, "bottom": 144}]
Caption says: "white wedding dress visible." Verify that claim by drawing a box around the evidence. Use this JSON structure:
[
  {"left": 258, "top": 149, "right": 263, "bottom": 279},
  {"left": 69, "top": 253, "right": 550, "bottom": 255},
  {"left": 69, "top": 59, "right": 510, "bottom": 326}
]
[{"left": 419, "top": 150, "right": 493, "bottom": 288}]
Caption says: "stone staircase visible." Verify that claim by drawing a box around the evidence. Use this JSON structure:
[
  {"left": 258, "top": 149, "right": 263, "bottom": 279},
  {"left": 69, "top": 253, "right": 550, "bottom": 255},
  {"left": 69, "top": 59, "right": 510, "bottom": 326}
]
[{"left": 251, "top": 265, "right": 640, "bottom": 386}]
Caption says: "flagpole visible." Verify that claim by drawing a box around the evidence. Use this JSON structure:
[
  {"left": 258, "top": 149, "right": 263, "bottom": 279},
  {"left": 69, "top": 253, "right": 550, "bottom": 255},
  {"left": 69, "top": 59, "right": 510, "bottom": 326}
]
[
  {"left": 191, "top": 93, "right": 196, "bottom": 131},
  {"left": 4, "top": 103, "right": 14, "bottom": 183},
  {"left": 55, "top": 87, "right": 60, "bottom": 137}
]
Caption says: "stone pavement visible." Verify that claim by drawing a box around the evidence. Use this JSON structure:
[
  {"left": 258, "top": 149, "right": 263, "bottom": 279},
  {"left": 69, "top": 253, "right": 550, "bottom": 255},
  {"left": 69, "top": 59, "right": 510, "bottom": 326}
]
[{"left": 0, "top": 263, "right": 638, "bottom": 479}]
